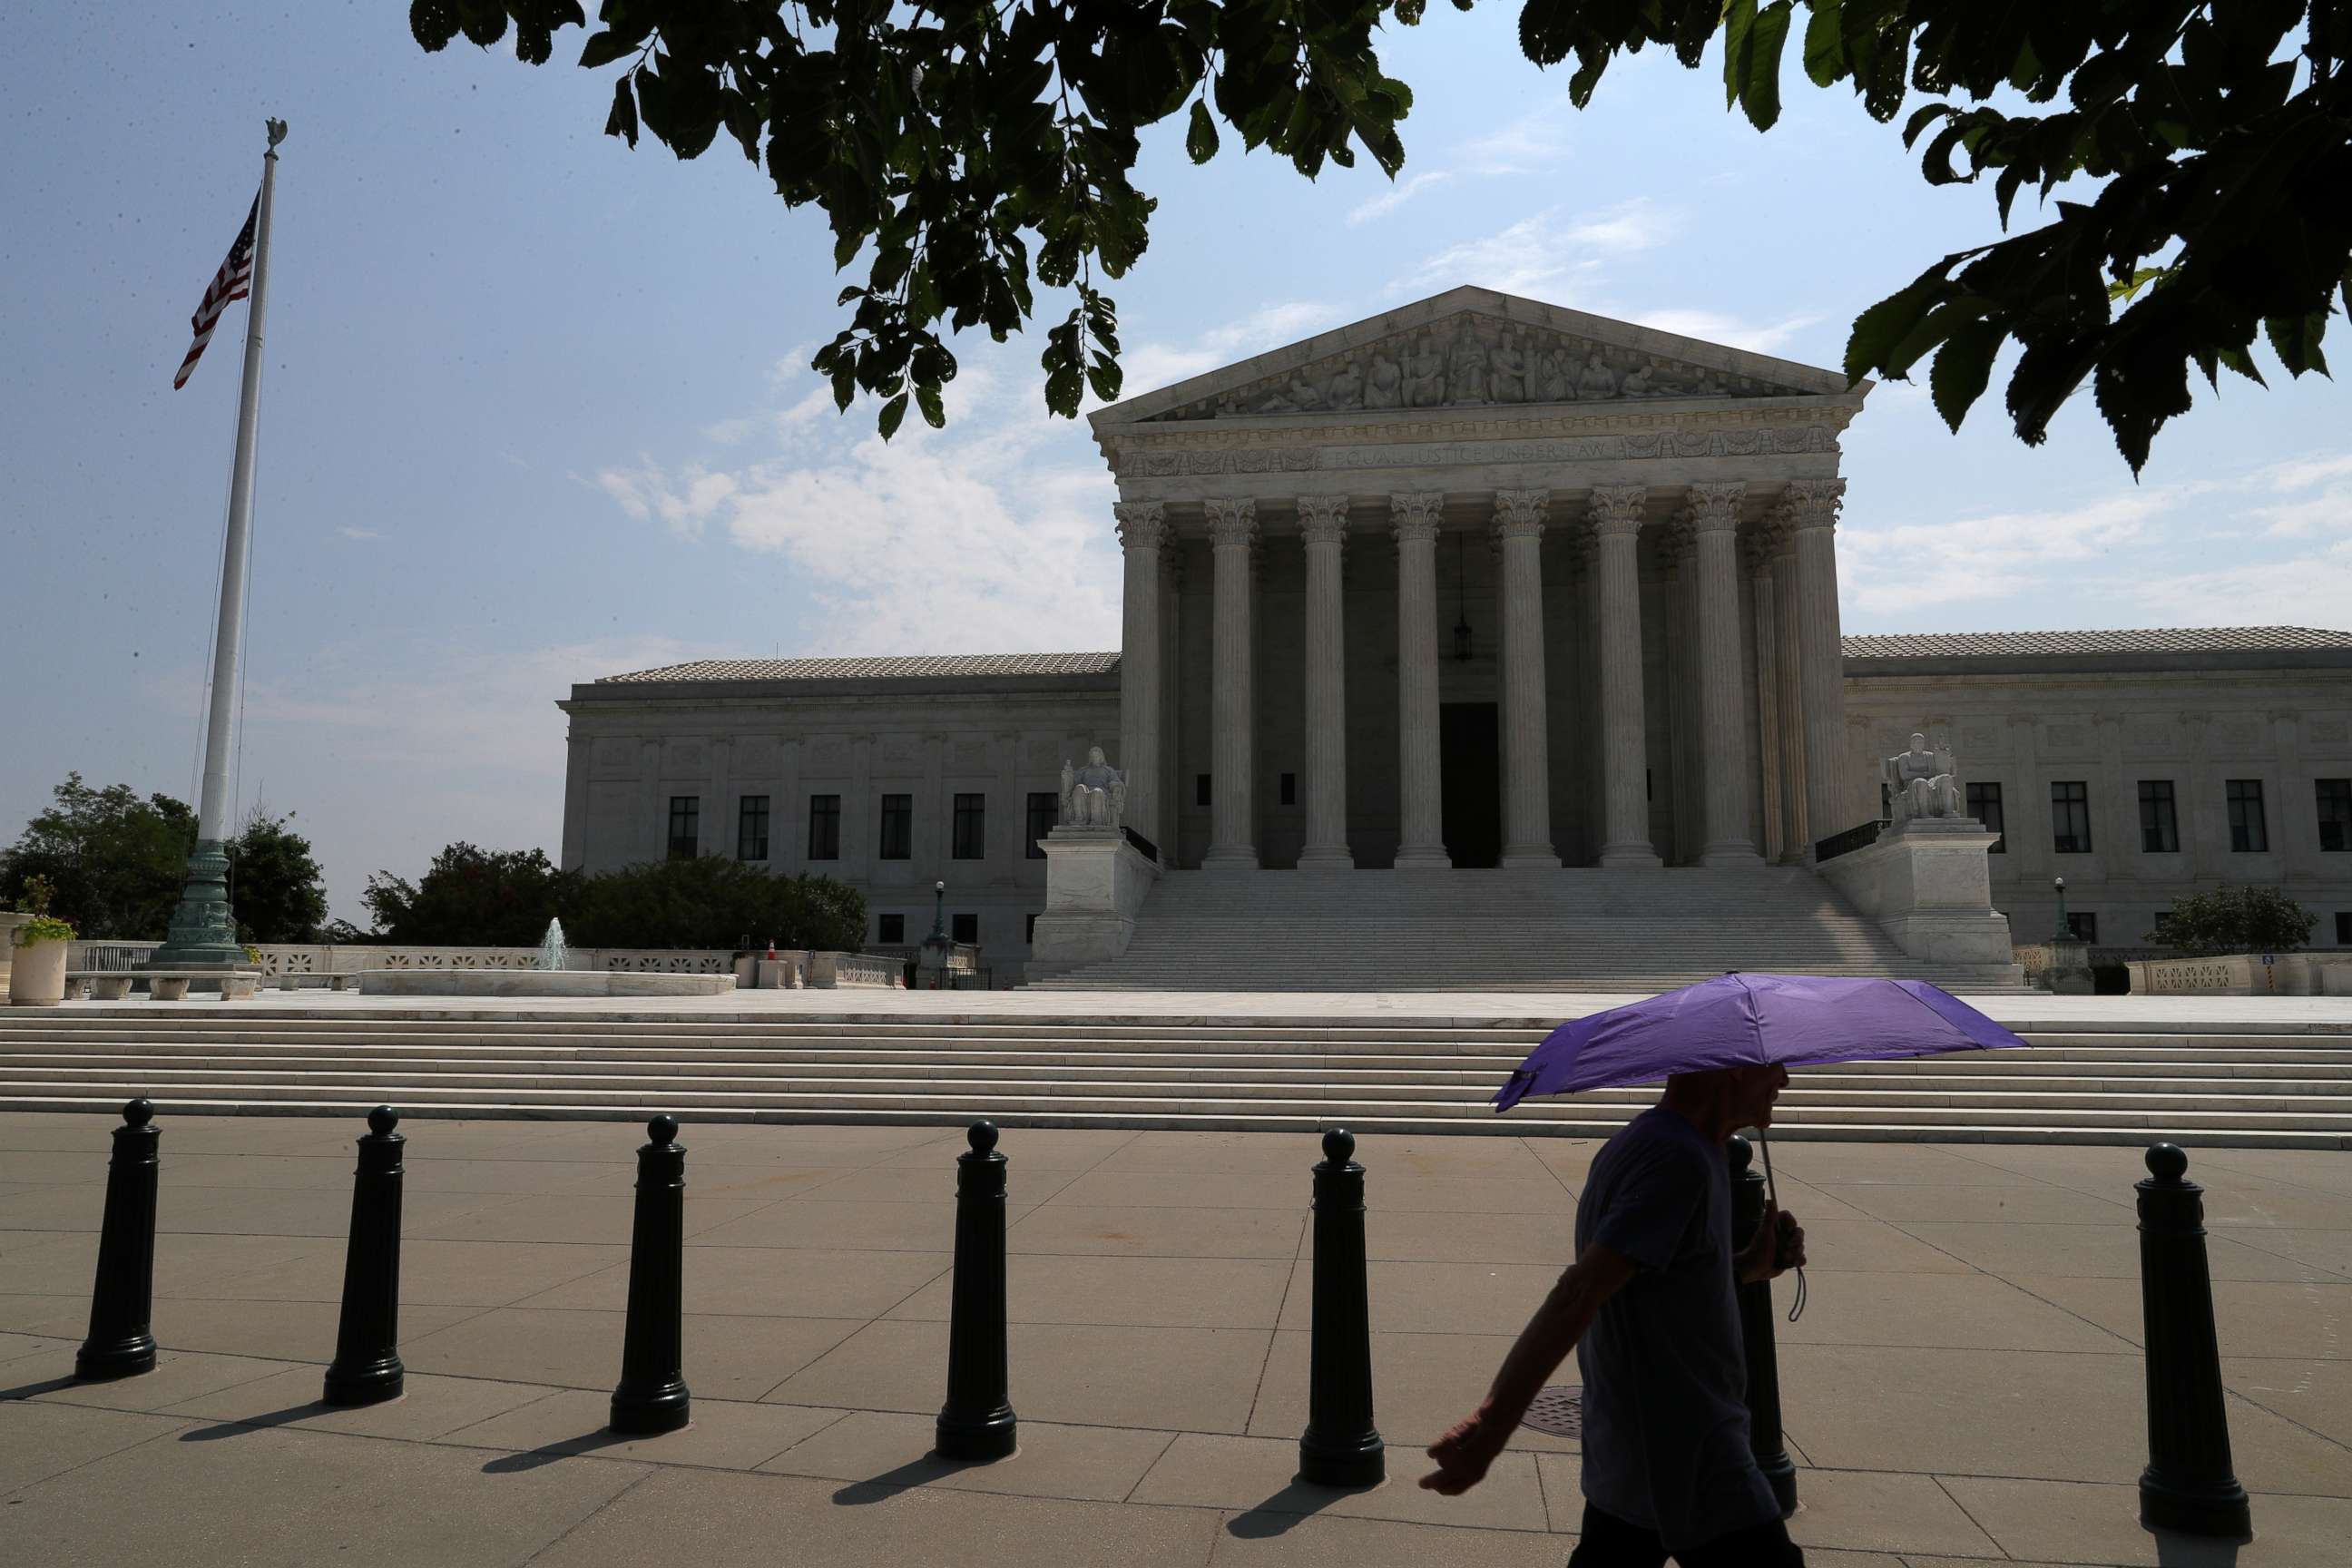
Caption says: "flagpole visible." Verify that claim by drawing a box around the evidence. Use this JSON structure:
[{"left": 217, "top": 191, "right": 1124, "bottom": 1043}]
[{"left": 153, "top": 121, "right": 284, "bottom": 969}]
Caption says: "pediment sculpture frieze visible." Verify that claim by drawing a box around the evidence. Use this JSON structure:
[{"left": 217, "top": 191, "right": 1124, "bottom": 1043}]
[{"left": 1144, "top": 313, "right": 1808, "bottom": 422}]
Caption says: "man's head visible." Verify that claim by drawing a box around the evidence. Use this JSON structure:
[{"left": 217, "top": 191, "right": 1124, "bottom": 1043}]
[
  {"left": 1661, "top": 1062, "right": 1790, "bottom": 1140},
  {"left": 1087, "top": 745, "right": 1105, "bottom": 766},
  {"left": 1910, "top": 730, "right": 1929, "bottom": 753}
]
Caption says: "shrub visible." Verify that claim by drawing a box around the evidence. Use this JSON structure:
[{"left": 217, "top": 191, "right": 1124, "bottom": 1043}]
[{"left": 2149, "top": 886, "right": 2316, "bottom": 956}]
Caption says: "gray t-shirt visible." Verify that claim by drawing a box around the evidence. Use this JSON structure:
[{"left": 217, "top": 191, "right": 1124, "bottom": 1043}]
[{"left": 1573, "top": 1107, "right": 1779, "bottom": 1550}]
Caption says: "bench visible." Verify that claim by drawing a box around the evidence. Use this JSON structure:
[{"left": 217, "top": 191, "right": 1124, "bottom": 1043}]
[
  {"left": 66, "top": 969, "right": 262, "bottom": 1002},
  {"left": 274, "top": 972, "right": 358, "bottom": 992}
]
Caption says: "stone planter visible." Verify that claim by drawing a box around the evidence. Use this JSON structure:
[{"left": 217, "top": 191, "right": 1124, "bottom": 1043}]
[{"left": 9, "top": 936, "right": 70, "bottom": 1006}]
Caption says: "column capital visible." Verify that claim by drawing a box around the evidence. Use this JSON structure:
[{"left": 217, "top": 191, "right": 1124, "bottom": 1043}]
[
  {"left": 1388, "top": 491, "right": 1445, "bottom": 542},
  {"left": 1204, "top": 497, "right": 1259, "bottom": 549},
  {"left": 1586, "top": 485, "right": 1649, "bottom": 536},
  {"left": 1114, "top": 501, "right": 1168, "bottom": 552},
  {"left": 1742, "top": 526, "right": 1780, "bottom": 576},
  {"left": 1491, "top": 488, "right": 1549, "bottom": 539},
  {"left": 1297, "top": 495, "right": 1350, "bottom": 545},
  {"left": 1682, "top": 481, "right": 1747, "bottom": 533},
  {"left": 1775, "top": 478, "right": 1846, "bottom": 532}
]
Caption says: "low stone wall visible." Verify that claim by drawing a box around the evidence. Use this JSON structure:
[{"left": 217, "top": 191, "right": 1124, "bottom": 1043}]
[
  {"left": 811, "top": 952, "right": 902, "bottom": 988},
  {"left": 58, "top": 941, "right": 901, "bottom": 992},
  {"left": 2125, "top": 953, "right": 2352, "bottom": 996},
  {"left": 358, "top": 969, "right": 736, "bottom": 998}
]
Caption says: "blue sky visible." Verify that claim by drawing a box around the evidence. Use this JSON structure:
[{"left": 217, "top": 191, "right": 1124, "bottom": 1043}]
[{"left": 5, "top": 4, "right": 2347, "bottom": 921}]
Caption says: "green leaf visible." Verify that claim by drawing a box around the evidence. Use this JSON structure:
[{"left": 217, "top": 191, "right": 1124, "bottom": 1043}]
[
  {"left": 1725, "top": 0, "right": 1792, "bottom": 132},
  {"left": 1185, "top": 99, "right": 1219, "bottom": 163},
  {"left": 1801, "top": 0, "right": 1847, "bottom": 87},
  {"left": 1844, "top": 276, "right": 1946, "bottom": 381},
  {"left": 578, "top": 30, "right": 639, "bottom": 70},
  {"left": 2265, "top": 313, "right": 2330, "bottom": 378},
  {"left": 603, "top": 76, "right": 640, "bottom": 148},
  {"left": 1929, "top": 318, "right": 2004, "bottom": 433},
  {"left": 916, "top": 381, "right": 946, "bottom": 429},
  {"left": 409, "top": 0, "right": 456, "bottom": 52},
  {"left": 877, "top": 392, "right": 909, "bottom": 441}
]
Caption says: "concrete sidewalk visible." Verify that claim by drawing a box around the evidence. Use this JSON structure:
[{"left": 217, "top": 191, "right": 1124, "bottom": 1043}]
[{"left": 2, "top": 1112, "right": 2347, "bottom": 1565}]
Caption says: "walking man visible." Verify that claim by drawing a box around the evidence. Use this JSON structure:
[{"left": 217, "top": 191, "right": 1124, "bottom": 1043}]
[{"left": 1421, "top": 1063, "right": 1808, "bottom": 1565}]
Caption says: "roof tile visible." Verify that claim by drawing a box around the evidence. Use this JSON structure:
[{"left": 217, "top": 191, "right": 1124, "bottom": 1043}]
[
  {"left": 1841, "top": 626, "right": 2352, "bottom": 659},
  {"left": 600, "top": 652, "right": 1122, "bottom": 684}
]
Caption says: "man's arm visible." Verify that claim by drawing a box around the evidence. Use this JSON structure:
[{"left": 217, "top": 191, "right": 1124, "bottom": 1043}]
[{"left": 1417, "top": 1240, "right": 1639, "bottom": 1495}]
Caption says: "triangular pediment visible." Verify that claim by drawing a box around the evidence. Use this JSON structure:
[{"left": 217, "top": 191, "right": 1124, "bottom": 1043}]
[{"left": 1092, "top": 287, "right": 1851, "bottom": 428}]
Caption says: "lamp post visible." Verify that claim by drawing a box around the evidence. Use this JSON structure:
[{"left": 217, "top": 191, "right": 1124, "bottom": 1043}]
[
  {"left": 930, "top": 879, "right": 947, "bottom": 943},
  {"left": 2053, "top": 875, "right": 2073, "bottom": 943}
]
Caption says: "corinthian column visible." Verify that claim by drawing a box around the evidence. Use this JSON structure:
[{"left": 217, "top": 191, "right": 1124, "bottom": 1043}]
[
  {"left": 1770, "top": 526, "right": 1809, "bottom": 863},
  {"left": 1204, "top": 498, "right": 1259, "bottom": 868},
  {"left": 1298, "top": 496, "right": 1353, "bottom": 868},
  {"left": 1590, "top": 485, "right": 1661, "bottom": 867},
  {"left": 1114, "top": 501, "right": 1167, "bottom": 848},
  {"left": 1494, "top": 489, "right": 1558, "bottom": 867},
  {"left": 1745, "top": 530, "right": 1785, "bottom": 864},
  {"left": 1390, "top": 493, "right": 1450, "bottom": 868},
  {"left": 1686, "top": 483, "right": 1761, "bottom": 866},
  {"left": 1784, "top": 479, "right": 1850, "bottom": 853}
]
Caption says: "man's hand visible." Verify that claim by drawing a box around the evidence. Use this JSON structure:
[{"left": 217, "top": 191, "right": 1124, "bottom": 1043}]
[
  {"left": 1738, "top": 1201, "right": 1806, "bottom": 1284},
  {"left": 1420, "top": 1406, "right": 1514, "bottom": 1495}
]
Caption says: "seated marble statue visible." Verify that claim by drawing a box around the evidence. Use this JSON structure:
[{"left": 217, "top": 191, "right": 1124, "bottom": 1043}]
[
  {"left": 1060, "top": 746, "right": 1128, "bottom": 828},
  {"left": 1884, "top": 731, "right": 1963, "bottom": 823}
]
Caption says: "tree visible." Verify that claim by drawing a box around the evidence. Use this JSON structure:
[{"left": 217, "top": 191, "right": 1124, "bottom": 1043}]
[
  {"left": 224, "top": 808, "right": 332, "bottom": 945},
  {"left": 362, "top": 843, "right": 583, "bottom": 946},
  {"left": 2149, "top": 884, "right": 2317, "bottom": 955},
  {"left": 413, "top": 2, "right": 2347, "bottom": 469},
  {"left": 0, "top": 774, "right": 198, "bottom": 938},
  {"left": 566, "top": 857, "right": 867, "bottom": 950}
]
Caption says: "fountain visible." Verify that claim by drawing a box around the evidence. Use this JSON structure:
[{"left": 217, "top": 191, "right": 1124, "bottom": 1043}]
[{"left": 356, "top": 913, "right": 732, "bottom": 998}]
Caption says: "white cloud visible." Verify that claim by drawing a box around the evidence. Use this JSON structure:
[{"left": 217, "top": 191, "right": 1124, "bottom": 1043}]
[
  {"left": 2256, "top": 453, "right": 2352, "bottom": 492},
  {"left": 1842, "top": 491, "right": 2175, "bottom": 616},
  {"left": 1347, "top": 170, "right": 1455, "bottom": 226},
  {"left": 592, "top": 463, "right": 739, "bottom": 539},
  {"left": 1631, "top": 307, "right": 1822, "bottom": 357},
  {"left": 337, "top": 525, "right": 381, "bottom": 542},
  {"left": 1123, "top": 300, "right": 1342, "bottom": 397},
  {"left": 2122, "top": 540, "right": 2352, "bottom": 628},
  {"left": 1457, "top": 104, "right": 1574, "bottom": 176},
  {"left": 1561, "top": 198, "right": 1678, "bottom": 255},
  {"left": 1396, "top": 211, "right": 1604, "bottom": 298}
]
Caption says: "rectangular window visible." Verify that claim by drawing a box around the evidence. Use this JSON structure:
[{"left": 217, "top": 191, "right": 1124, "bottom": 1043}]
[
  {"left": 951, "top": 912, "right": 978, "bottom": 945},
  {"left": 1279, "top": 772, "right": 1298, "bottom": 807},
  {"left": 1026, "top": 792, "right": 1057, "bottom": 858},
  {"left": 666, "top": 796, "right": 700, "bottom": 860},
  {"left": 2065, "top": 912, "right": 2098, "bottom": 944},
  {"left": 877, "top": 913, "right": 905, "bottom": 945},
  {"left": 1966, "top": 782, "right": 2004, "bottom": 852},
  {"left": 1196, "top": 773, "right": 1211, "bottom": 807},
  {"left": 2337, "top": 912, "right": 2352, "bottom": 946},
  {"left": 2137, "top": 780, "right": 2179, "bottom": 854},
  {"left": 736, "top": 795, "right": 770, "bottom": 861},
  {"left": 2227, "top": 779, "right": 2269, "bottom": 852},
  {"left": 877, "top": 793, "right": 912, "bottom": 860},
  {"left": 807, "top": 794, "right": 840, "bottom": 860},
  {"left": 953, "top": 793, "right": 986, "bottom": 859},
  {"left": 2318, "top": 779, "right": 2352, "bottom": 853},
  {"left": 2051, "top": 781, "right": 2092, "bottom": 854}
]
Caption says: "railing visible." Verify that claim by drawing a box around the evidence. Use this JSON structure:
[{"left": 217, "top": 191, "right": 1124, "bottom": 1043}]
[
  {"left": 1812, "top": 820, "right": 1883, "bottom": 865},
  {"left": 1122, "top": 825, "right": 1161, "bottom": 864}
]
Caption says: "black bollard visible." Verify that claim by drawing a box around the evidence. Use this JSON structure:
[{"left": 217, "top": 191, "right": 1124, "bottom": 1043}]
[
  {"left": 609, "top": 1114, "right": 691, "bottom": 1436},
  {"left": 1298, "top": 1128, "right": 1384, "bottom": 1487},
  {"left": 76, "top": 1098, "right": 161, "bottom": 1381},
  {"left": 1728, "top": 1135, "right": 1797, "bottom": 1517},
  {"left": 323, "top": 1106, "right": 407, "bottom": 1406},
  {"left": 2136, "top": 1144, "right": 2252, "bottom": 1537},
  {"left": 936, "top": 1121, "right": 1016, "bottom": 1460}
]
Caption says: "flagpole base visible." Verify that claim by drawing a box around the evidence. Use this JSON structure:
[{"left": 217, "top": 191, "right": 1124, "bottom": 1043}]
[{"left": 148, "top": 839, "right": 246, "bottom": 968}]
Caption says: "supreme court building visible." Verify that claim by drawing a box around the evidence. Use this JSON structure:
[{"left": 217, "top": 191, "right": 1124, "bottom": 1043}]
[{"left": 560, "top": 289, "right": 2352, "bottom": 983}]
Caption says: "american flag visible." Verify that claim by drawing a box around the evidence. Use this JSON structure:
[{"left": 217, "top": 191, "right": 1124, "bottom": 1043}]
[{"left": 173, "top": 194, "right": 259, "bottom": 389}]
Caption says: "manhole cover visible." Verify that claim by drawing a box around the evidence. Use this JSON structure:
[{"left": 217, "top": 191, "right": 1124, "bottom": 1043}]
[{"left": 1520, "top": 1385, "right": 1582, "bottom": 1438}]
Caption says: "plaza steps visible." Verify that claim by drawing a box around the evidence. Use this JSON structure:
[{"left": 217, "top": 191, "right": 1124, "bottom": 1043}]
[
  {"left": 1026, "top": 866, "right": 2026, "bottom": 992},
  {"left": 0, "top": 1009, "right": 2347, "bottom": 1148}
]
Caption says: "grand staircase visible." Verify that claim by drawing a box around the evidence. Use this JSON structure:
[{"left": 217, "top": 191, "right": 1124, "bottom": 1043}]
[
  {"left": 1, "top": 1007, "right": 2345, "bottom": 1148},
  {"left": 1030, "top": 867, "right": 2024, "bottom": 991}
]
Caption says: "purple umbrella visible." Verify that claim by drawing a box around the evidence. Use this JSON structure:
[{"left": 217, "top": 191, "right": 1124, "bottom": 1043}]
[{"left": 1494, "top": 973, "right": 2027, "bottom": 1113}]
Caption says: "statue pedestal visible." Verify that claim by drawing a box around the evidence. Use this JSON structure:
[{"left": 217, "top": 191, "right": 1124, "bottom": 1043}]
[
  {"left": 2043, "top": 937, "right": 2096, "bottom": 995},
  {"left": 1028, "top": 829, "right": 1161, "bottom": 982},
  {"left": 1818, "top": 818, "right": 2021, "bottom": 972}
]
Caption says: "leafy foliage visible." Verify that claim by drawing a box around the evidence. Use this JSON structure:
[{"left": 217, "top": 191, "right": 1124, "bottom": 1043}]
[
  {"left": 2149, "top": 884, "right": 2317, "bottom": 955},
  {"left": 1517, "top": 0, "right": 2350, "bottom": 471},
  {"left": 409, "top": 0, "right": 1419, "bottom": 432},
  {"left": 222, "top": 811, "right": 332, "bottom": 945},
  {"left": 362, "top": 842, "right": 583, "bottom": 946},
  {"left": 419, "top": 2, "right": 2346, "bottom": 469}
]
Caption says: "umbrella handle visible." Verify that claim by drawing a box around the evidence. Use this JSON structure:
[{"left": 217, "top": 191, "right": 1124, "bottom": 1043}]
[{"left": 1757, "top": 1134, "right": 1807, "bottom": 1323}]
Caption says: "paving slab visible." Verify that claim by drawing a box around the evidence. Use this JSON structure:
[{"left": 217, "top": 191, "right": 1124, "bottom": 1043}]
[
  {"left": 1201, "top": 1511, "right": 1573, "bottom": 1567},
  {"left": 1817, "top": 1180, "right": 2136, "bottom": 1225},
  {"left": 1132, "top": 1429, "right": 1548, "bottom": 1533},
  {"left": 0, "top": 1399, "right": 185, "bottom": 1494},
  {"left": 0, "top": 1415, "right": 648, "bottom": 1567},
  {"left": 161, "top": 1366, "right": 557, "bottom": 1440},
  {"left": 1938, "top": 1475, "right": 2352, "bottom": 1566},
  {"left": 1008, "top": 1201, "right": 1305, "bottom": 1259},
  {"left": 769, "top": 1319, "right": 1273, "bottom": 1434},
  {"left": 760, "top": 1408, "right": 1177, "bottom": 1502},
  {"left": 21, "top": 1348, "right": 303, "bottom": 1413},
  {"left": 1276, "top": 1258, "right": 1566, "bottom": 1336},
  {"left": 400, "top": 1306, "right": 865, "bottom": 1401},
  {"left": 441, "top": 1386, "right": 845, "bottom": 1468},
  {"left": 2017, "top": 1273, "right": 2352, "bottom": 1360},
  {"left": 518, "top": 1243, "right": 950, "bottom": 1318},
  {"left": 2222, "top": 1355, "right": 2352, "bottom": 1447},
  {"left": 690, "top": 1196, "right": 1000, "bottom": 1251},
  {"left": 887, "top": 1252, "right": 1294, "bottom": 1329},
  {"left": 1246, "top": 1328, "right": 1575, "bottom": 1452},
  {"left": 403, "top": 1191, "right": 775, "bottom": 1244},
  {"left": 801, "top": 1161, "right": 1090, "bottom": 1205},
  {"left": 231, "top": 1237, "right": 628, "bottom": 1307},
  {"left": 529, "top": 1465, "right": 1223, "bottom": 1568},
  {"left": 1774, "top": 1269, "right": 2132, "bottom": 1353},
  {"left": 1896, "top": 1218, "right": 2328, "bottom": 1281}
]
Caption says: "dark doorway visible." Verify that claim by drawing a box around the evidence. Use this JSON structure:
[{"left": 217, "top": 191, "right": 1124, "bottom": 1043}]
[{"left": 1440, "top": 702, "right": 1502, "bottom": 868}]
